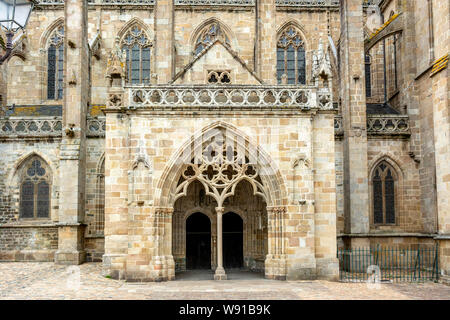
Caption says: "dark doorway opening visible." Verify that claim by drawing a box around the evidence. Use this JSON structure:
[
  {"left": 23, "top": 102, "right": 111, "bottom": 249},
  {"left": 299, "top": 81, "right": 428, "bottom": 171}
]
[
  {"left": 223, "top": 212, "right": 244, "bottom": 269},
  {"left": 186, "top": 212, "right": 211, "bottom": 270}
]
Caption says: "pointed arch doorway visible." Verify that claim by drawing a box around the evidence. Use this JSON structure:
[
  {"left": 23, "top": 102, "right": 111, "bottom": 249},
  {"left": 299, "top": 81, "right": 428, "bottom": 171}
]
[
  {"left": 186, "top": 212, "right": 211, "bottom": 270},
  {"left": 161, "top": 122, "right": 288, "bottom": 280},
  {"left": 223, "top": 212, "right": 243, "bottom": 269}
]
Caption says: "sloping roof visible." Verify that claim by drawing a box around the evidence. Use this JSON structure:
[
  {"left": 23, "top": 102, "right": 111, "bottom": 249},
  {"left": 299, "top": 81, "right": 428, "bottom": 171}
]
[
  {"left": 366, "top": 103, "right": 400, "bottom": 115},
  {"left": 171, "top": 39, "right": 263, "bottom": 84}
]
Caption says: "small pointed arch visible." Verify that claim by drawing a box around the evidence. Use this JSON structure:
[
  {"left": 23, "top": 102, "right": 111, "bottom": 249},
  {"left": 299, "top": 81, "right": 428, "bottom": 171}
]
[
  {"left": 117, "top": 17, "right": 153, "bottom": 44},
  {"left": 16, "top": 154, "right": 52, "bottom": 219},
  {"left": 97, "top": 153, "right": 105, "bottom": 175},
  {"left": 40, "top": 18, "right": 65, "bottom": 100},
  {"left": 370, "top": 157, "right": 402, "bottom": 226},
  {"left": 117, "top": 18, "right": 153, "bottom": 85},
  {"left": 39, "top": 17, "right": 65, "bottom": 49},
  {"left": 276, "top": 20, "right": 308, "bottom": 85},
  {"left": 276, "top": 20, "right": 309, "bottom": 50},
  {"left": 190, "top": 17, "right": 235, "bottom": 56},
  {"left": 7, "top": 151, "right": 56, "bottom": 187}
]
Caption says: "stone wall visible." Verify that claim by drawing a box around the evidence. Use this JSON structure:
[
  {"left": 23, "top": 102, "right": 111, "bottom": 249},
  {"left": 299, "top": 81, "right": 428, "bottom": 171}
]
[{"left": 0, "top": 226, "right": 57, "bottom": 261}]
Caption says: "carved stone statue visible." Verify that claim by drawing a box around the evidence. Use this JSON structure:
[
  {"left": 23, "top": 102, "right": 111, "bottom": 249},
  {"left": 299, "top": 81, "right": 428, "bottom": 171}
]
[{"left": 105, "top": 37, "right": 126, "bottom": 87}]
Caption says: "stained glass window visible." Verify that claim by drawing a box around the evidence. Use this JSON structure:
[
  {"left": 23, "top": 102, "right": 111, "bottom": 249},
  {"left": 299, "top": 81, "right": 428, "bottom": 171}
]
[
  {"left": 121, "top": 26, "right": 152, "bottom": 85},
  {"left": 47, "top": 26, "right": 64, "bottom": 100},
  {"left": 277, "top": 26, "right": 306, "bottom": 85},
  {"left": 372, "top": 161, "right": 396, "bottom": 225},
  {"left": 19, "top": 157, "right": 51, "bottom": 219}
]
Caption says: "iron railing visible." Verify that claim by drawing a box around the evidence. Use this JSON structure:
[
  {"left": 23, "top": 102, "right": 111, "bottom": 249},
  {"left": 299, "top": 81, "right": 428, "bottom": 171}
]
[{"left": 337, "top": 245, "right": 439, "bottom": 283}]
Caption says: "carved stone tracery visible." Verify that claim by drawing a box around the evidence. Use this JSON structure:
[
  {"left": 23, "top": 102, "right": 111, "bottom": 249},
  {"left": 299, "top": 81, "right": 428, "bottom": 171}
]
[{"left": 174, "top": 130, "right": 267, "bottom": 208}]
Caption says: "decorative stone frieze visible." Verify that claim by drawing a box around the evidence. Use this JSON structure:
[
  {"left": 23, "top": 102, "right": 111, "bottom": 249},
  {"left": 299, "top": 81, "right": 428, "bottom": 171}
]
[
  {"left": 128, "top": 85, "right": 325, "bottom": 110},
  {"left": 366, "top": 115, "right": 410, "bottom": 135},
  {"left": 0, "top": 118, "right": 62, "bottom": 137}
]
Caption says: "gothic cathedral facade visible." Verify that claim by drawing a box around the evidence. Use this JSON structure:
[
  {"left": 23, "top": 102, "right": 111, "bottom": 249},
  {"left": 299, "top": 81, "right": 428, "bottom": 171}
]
[{"left": 0, "top": 0, "right": 449, "bottom": 282}]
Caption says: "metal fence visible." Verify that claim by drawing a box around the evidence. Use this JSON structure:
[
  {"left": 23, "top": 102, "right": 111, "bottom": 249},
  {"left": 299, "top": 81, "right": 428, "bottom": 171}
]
[{"left": 337, "top": 245, "right": 439, "bottom": 283}]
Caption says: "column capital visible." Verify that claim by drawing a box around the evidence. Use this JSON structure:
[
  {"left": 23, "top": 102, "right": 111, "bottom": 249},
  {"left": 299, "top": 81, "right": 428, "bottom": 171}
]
[{"left": 215, "top": 207, "right": 225, "bottom": 215}]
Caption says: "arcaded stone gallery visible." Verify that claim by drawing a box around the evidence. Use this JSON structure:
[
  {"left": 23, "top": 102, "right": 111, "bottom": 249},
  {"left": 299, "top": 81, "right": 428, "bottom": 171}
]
[{"left": 0, "top": 0, "right": 449, "bottom": 283}]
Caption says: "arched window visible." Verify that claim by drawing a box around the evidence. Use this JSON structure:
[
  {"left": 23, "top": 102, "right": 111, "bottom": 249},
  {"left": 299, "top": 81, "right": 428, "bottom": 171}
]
[
  {"left": 121, "top": 26, "right": 152, "bottom": 85},
  {"left": 47, "top": 25, "right": 64, "bottom": 100},
  {"left": 20, "top": 157, "right": 51, "bottom": 219},
  {"left": 277, "top": 26, "right": 306, "bottom": 85},
  {"left": 94, "top": 159, "right": 105, "bottom": 235},
  {"left": 372, "top": 161, "right": 396, "bottom": 225},
  {"left": 194, "top": 22, "right": 230, "bottom": 56},
  {"left": 365, "top": 54, "right": 372, "bottom": 97}
]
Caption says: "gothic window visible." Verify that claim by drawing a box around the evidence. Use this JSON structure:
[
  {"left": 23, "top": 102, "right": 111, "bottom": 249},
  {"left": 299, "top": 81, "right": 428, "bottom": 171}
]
[
  {"left": 365, "top": 54, "right": 372, "bottom": 97},
  {"left": 20, "top": 157, "right": 51, "bottom": 219},
  {"left": 277, "top": 26, "right": 306, "bottom": 85},
  {"left": 372, "top": 161, "right": 396, "bottom": 225},
  {"left": 94, "top": 159, "right": 105, "bottom": 235},
  {"left": 194, "top": 22, "right": 230, "bottom": 56},
  {"left": 121, "top": 26, "right": 152, "bottom": 85},
  {"left": 47, "top": 25, "right": 64, "bottom": 100}
]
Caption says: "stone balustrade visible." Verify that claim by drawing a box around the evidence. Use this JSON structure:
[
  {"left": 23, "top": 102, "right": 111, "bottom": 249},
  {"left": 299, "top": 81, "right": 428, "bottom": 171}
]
[
  {"left": 0, "top": 115, "right": 408, "bottom": 137},
  {"left": 87, "top": 117, "right": 106, "bottom": 137},
  {"left": 35, "top": 0, "right": 376, "bottom": 6},
  {"left": 366, "top": 115, "right": 410, "bottom": 135},
  {"left": 0, "top": 117, "right": 105, "bottom": 138},
  {"left": 0, "top": 118, "right": 62, "bottom": 137},
  {"left": 335, "top": 114, "right": 411, "bottom": 136},
  {"left": 36, "top": 0, "right": 155, "bottom": 5},
  {"left": 127, "top": 85, "right": 325, "bottom": 110},
  {"left": 175, "top": 0, "right": 254, "bottom": 5}
]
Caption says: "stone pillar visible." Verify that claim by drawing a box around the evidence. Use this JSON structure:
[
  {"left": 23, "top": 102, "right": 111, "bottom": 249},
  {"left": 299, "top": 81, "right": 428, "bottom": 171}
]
[
  {"left": 155, "top": 0, "right": 173, "bottom": 84},
  {"left": 265, "top": 206, "right": 287, "bottom": 280},
  {"left": 257, "top": 0, "right": 277, "bottom": 84},
  {"left": 313, "top": 113, "right": 339, "bottom": 280},
  {"left": 339, "top": 0, "right": 370, "bottom": 246},
  {"left": 164, "top": 208, "right": 175, "bottom": 281},
  {"left": 102, "top": 33, "right": 129, "bottom": 280},
  {"left": 214, "top": 207, "right": 227, "bottom": 280},
  {"left": 55, "top": 0, "right": 89, "bottom": 265},
  {"left": 149, "top": 207, "right": 165, "bottom": 281},
  {"left": 430, "top": 0, "right": 450, "bottom": 282}
]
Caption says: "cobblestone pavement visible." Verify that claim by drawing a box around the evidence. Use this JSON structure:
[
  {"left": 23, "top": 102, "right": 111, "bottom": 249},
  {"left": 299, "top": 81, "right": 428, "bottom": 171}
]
[{"left": 0, "top": 263, "right": 449, "bottom": 300}]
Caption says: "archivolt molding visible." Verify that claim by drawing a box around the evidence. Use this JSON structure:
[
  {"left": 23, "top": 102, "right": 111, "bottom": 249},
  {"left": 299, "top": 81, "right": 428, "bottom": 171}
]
[
  {"left": 173, "top": 128, "right": 268, "bottom": 208},
  {"left": 7, "top": 151, "right": 56, "bottom": 189},
  {"left": 368, "top": 154, "right": 404, "bottom": 179},
  {"left": 39, "top": 17, "right": 64, "bottom": 50},
  {"left": 155, "top": 121, "right": 287, "bottom": 208},
  {"left": 276, "top": 20, "right": 309, "bottom": 51},
  {"left": 189, "top": 17, "right": 236, "bottom": 56},
  {"left": 117, "top": 17, "right": 153, "bottom": 44}
]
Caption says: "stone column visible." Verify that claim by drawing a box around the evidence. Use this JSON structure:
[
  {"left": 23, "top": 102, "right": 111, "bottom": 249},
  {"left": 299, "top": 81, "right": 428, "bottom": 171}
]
[
  {"left": 430, "top": 0, "right": 450, "bottom": 282},
  {"left": 55, "top": 0, "right": 89, "bottom": 265},
  {"left": 339, "top": 0, "right": 370, "bottom": 246},
  {"left": 155, "top": 0, "right": 174, "bottom": 84},
  {"left": 102, "top": 31, "right": 129, "bottom": 280},
  {"left": 164, "top": 208, "right": 175, "bottom": 281},
  {"left": 149, "top": 207, "right": 165, "bottom": 281},
  {"left": 265, "top": 206, "right": 287, "bottom": 280},
  {"left": 214, "top": 207, "right": 227, "bottom": 280},
  {"left": 257, "top": 0, "right": 277, "bottom": 84}
]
